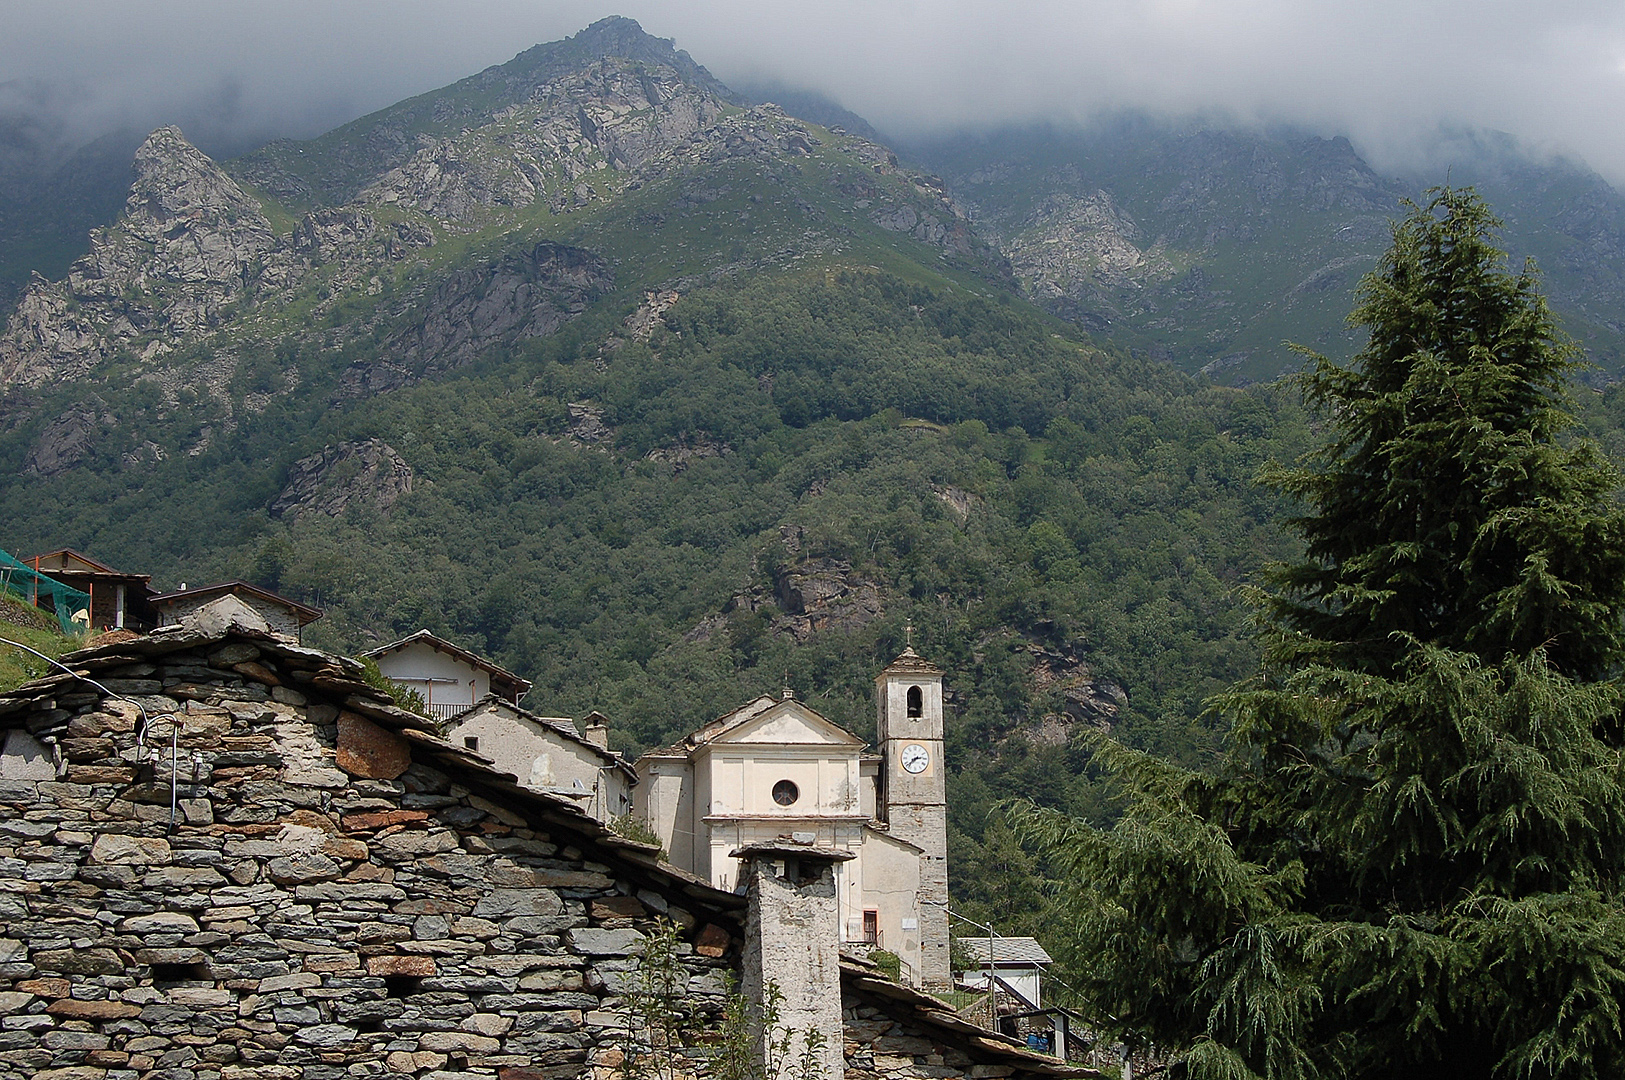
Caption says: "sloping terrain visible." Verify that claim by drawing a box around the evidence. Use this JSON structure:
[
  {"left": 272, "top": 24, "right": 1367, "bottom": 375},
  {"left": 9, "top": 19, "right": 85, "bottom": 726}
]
[
  {"left": 7, "top": 16, "right": 1625, "bottom": 949},
  {"left": 910, "top": 119, "right": 1625, "bottom": 382}
]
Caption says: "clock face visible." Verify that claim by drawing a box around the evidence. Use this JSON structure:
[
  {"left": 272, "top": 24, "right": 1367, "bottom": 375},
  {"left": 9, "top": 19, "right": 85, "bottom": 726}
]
[{"left": 900, "top": 743, "right": 930, "bottom": 774}]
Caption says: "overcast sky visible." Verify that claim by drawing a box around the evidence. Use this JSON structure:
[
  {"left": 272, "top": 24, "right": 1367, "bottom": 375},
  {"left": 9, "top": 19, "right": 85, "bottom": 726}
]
[{"left": 5, "top": 0, "right": 1625, "bottom": 184}]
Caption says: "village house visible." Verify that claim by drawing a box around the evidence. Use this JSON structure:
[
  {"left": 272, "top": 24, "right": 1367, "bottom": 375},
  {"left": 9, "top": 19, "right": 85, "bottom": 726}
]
[
  {"left": 958, "top": 936, "right": 1054, "bottom": 1010},
  {"left": 0, "top": 599, "right": 1089, "bottom": 1080},
  {"left": 444, "top": 699, "right": 635, "bottom": 823},
  {"left": 148, "top": 580, "right": 322, "bottom": 643},
  {"left": 364, "top": 630, "right": 531, "bottom": 722},
  {"left": 634, "top": 649, "right": 952, "bottom": 990},
  {"left": 23, "top": 548, "right": 157, "bottom": 632}
]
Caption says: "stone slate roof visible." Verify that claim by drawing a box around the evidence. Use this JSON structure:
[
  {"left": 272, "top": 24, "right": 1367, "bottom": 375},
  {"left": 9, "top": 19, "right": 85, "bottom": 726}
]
[
  {"left": 0, "top": 617, "right": 725, "bottom": 914},
  {"left": 147, "top": 579, "right": 324, "bottom": 625},
  {"left": 960, "top": 936, "right": 1055, "bottom": 966},
  {"left": 878, "top": 646, "right": 944, "bottom": 678}
]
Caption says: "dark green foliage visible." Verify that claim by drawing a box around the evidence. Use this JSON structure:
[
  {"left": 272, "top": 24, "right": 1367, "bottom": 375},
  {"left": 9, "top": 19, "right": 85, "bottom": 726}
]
[
  {"left": 1272, "top": 187, "right": 1625, "bottom": 679},
  {"left": 0, "top": 269, "right": 1305, "bottom": 942},
  {"left": 1011, "top": 189, "right": 1625, "bottom": 1078}
]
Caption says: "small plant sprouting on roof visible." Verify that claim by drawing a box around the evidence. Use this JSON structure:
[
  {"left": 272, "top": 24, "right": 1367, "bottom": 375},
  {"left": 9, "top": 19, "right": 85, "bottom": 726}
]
[
  {"left": 358, "top": 657, "right": 431, "bottom": 722},
  {"left": 609, "top": 812, "right": 665, "bottom": 858}
]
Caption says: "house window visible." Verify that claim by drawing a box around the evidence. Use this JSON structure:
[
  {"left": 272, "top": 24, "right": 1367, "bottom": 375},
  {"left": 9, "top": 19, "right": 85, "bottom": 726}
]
[
  {"left": 863, "top": 909, "right": 879, "bottom": 945},
  {"left": 464, "top": 736, "right": 480, "bottom": 751},
  {"left": 907, "top": 686, "right": 922, "bottom": 718},
  {"left": 772, "top": 779, "right": 799, "bottom": 806}
]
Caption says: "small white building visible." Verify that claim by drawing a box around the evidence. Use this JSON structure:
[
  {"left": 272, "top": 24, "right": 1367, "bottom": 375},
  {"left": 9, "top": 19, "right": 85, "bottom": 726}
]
[
  {"left": 362, "top": 630, "right": 531, "bottom": 722},
  {"left": 957, "top": 936, "right": 1053, "bottom": 1009},
  {"left": 444, "top": 698, "right": 635, "bottom": 822},
  {"left": 634, "top": 648, "right": 953, "bottom": 989}
]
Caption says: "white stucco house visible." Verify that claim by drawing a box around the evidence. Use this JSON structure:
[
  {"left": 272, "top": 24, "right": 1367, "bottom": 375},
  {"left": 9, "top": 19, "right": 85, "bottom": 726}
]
[
  {"left": 958, "top": 936, "right": 1054, "bottom": 1009},
  {"left": 633, "top": 648, "right": 952, "bottom": 989},
  {"left": 444, "top": 698, "right": 635, "bottom": 822},
  {"left": 362, "top": 630, "right": 532, "bottom": 721}
]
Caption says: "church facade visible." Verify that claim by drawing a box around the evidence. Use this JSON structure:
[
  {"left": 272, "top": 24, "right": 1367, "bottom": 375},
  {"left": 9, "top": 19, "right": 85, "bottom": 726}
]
[{"left": 634, "top": 648, "right": 951, "bottom": 988}]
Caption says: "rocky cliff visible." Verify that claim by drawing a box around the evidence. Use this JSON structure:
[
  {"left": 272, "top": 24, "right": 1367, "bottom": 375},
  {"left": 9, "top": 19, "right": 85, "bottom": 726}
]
[
  {"left": 0, "top": 127, "right": 293, "bottom": 388},
  {"left": 0, "top": 25, "right": 991, "bottom": 405}
]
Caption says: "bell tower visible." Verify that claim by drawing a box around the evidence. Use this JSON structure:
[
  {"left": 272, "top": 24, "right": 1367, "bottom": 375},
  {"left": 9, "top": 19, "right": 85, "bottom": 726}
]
[{"left": 876, "top": 645, "right": 950, "bottom": 989}]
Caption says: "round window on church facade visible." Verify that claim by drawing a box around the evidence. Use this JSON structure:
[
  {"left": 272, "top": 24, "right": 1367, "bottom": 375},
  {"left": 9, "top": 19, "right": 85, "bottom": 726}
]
[{"left": 772, "top": 779, "right": 799, "bottom": 806}]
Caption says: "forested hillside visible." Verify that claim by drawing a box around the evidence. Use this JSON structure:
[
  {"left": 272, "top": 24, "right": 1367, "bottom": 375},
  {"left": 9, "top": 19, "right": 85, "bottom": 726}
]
[{"left": 2, "top": 17, "right": 1622, "bottom": 951}]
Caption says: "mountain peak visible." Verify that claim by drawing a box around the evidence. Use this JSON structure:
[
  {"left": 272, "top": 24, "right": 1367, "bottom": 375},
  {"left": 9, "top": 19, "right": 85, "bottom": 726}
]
[
  {"left": 493, "top": 15, "right": 741, "bottom": 107},
  {"left": 229, "top": 16, "right": 743, "bottom": 208}
]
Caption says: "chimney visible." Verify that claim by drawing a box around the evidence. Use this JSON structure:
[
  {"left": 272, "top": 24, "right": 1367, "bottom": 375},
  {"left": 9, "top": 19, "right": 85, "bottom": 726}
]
[
  {"left": 582, "top": 710, "right": 611, "bottom": 749},
  {"left": 733, "top": 842, "right": 852, "bottom": 1080}
]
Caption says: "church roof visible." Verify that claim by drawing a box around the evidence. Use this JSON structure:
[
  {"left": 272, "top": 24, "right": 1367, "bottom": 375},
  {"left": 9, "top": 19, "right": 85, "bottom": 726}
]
[
  {"left": 878, "top": 646, "right": 943, "bottom": 677},
  {"left": 641, "top": 691, "right": 866, "bottom": 759}
]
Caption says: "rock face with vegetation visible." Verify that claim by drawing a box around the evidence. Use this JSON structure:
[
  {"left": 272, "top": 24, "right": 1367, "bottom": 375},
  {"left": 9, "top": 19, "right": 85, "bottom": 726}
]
[
  {"left": 0, "top": 127, "right": 288, "bottom": 389},
  {"left": 913, "top": 123, "right": 1625, "bottom": 381}
]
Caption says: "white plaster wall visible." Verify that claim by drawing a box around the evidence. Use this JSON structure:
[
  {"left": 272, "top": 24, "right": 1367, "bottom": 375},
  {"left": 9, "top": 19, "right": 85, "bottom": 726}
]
[
  {"left": 857, "top": 828, "right": 924, "bottom": 968},
  {"left": 446, "top": 704, "right": 629, "bottom": 821},
  {"left": 705, "top": 749, "right": 863, "bottom": 818},
  {"left": 373, "top": 641, "right": 487, "bottom": 714},
  {"left": 962, "top": 968, "right": 1044, "bottom": 1008}
]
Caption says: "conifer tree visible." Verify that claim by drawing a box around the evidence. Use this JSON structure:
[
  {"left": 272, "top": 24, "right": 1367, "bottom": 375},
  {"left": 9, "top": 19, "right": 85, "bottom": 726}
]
[{"left": 1013, "top": 189, "right": 1625, "bottom": 1079}]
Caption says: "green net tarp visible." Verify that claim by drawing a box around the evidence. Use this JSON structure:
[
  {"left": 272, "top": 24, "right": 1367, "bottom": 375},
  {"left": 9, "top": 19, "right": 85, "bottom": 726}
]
[{"left": 0, "top": 549, "right": 91, "bottom": 635}]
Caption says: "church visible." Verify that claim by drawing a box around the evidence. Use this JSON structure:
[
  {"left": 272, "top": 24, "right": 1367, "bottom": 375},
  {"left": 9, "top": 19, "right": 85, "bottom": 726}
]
[{"left": 633, "top": 647, "right": 951, "bottom": 989}]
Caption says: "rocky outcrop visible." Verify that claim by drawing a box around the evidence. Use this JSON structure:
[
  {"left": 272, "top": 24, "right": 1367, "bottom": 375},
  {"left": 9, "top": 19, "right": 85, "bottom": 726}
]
[
  {"left": 1007, "top": 191, "right": 1177, "bottom": 317},
  {"left": 269, "top": 438, "right": 414, "bottom": 520},
  {"left": 0, "top": 127, "right": 294, "bottom": 389},
  {"left": 364, "top": 57, "right": 725, "bottom": 224},
  {"left": 566, "top": 401, "right": 614, "bottom": 443},
  {"left": 339, "top": 241, "right": 612, "bottom": 397},
  {"left": 644, "top": 434, "right": 731, "bottom": 473},
  {"left": 1023, "top": 641, "right": 1126, "bottom": 742},
  {"left": 20, "top": 403, "right": 114, "bottom": 476},
  {"left": 773, "top": 557, "right": 884, "bottom": 641}
]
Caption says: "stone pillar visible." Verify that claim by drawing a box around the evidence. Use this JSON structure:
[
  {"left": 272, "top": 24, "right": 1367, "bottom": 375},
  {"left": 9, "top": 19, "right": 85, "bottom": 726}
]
[{"left": 735, "top": 842, "right": 854, "bottom": 1080}]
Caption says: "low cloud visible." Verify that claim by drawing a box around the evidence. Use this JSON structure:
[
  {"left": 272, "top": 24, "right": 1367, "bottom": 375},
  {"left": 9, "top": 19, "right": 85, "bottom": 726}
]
[{"left": 3, "top": 0, "right": 1624, "bottom": 183}]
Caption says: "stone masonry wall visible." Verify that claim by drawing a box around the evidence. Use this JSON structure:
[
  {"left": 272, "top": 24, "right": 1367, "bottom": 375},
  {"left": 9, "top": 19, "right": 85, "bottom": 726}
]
[
  {"left": 0, "top": 634, "right": 740, "bottom": 1080},
  {"left": 844, "top": 1001, "right": 1015, "bottom": 1080}
]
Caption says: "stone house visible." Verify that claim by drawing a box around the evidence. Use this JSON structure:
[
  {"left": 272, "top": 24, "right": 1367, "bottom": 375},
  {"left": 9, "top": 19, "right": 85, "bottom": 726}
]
[
  {"left": 363, "top": 631, "right": 532, "bottom": 722},
  {"left": 0, "top": 605, "right": 1090, "bottom": 1080},
  {"left": 634, "top": 650, "right": 952, "bottom": 990},
  {"left": 148, "top": 581, "right": 322, "bottom": 643},
  {"left": 444, "top": 698, "right": 635, "bottom": 823}
]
